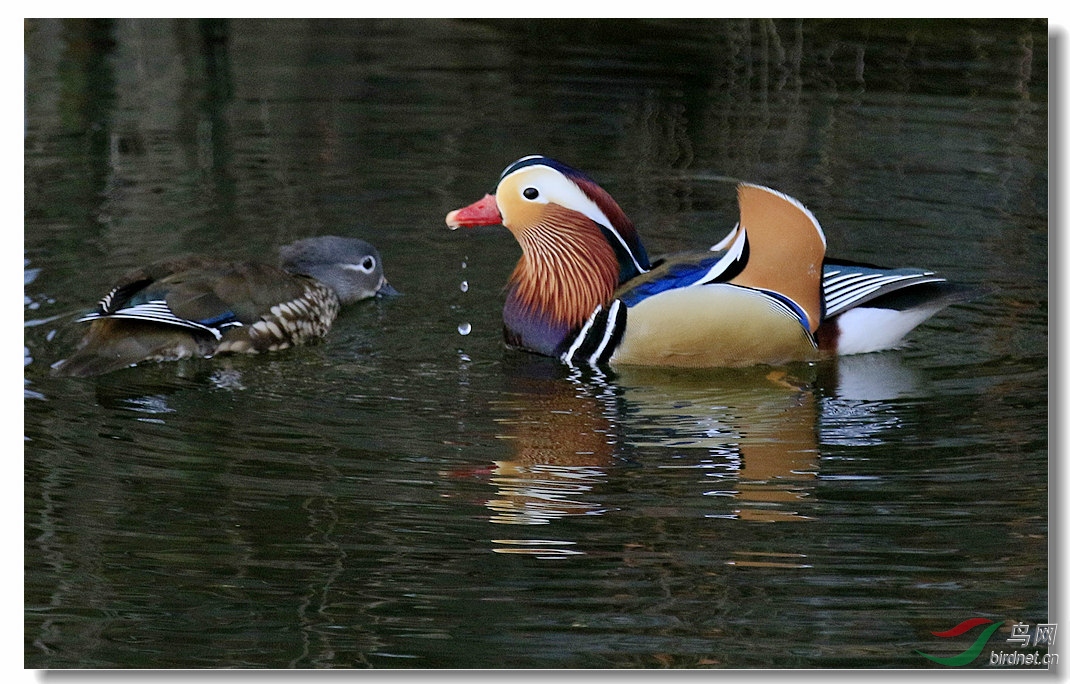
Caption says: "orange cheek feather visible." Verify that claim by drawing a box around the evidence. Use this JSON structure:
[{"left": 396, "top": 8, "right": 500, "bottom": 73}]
[{"left": 508, "top": 205, "right": 619, "bottom": 330}]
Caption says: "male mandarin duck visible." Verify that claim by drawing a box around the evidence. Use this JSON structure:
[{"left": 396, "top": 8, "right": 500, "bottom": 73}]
[
  {"left": 52, "top": 236, "right": 397, "bottom": 377},
  {"left": 446, "top": 155, "right": 970, "bottom": 368}
]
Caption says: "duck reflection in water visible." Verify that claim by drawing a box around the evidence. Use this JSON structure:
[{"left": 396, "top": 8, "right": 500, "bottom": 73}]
[
  {"left": 454, "top": 351, "right": 928, "bottom": 555},
  {"left": 611, "top": 365, "right": 821, "bottom": 525},
  {"left": 483, "top": 363, "right": 618, "bottom": 528},
  {"left": 451, "top": 360, "right": 818, "bottom": 559}
]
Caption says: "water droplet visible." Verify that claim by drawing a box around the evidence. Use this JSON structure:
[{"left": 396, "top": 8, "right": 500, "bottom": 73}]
[
  {"left": 461, "top": 260, "right": 468, "bottom": 269},
  {"left": 457, "top": 322, "right": 472, "bottom": 336},
  {"left": 459, "top": 280, "right": 469, "bottom": 293}
]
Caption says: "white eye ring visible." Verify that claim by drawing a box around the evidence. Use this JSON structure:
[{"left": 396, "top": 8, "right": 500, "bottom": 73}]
[{"left": 361, "top": 256, "right": 376, "bottom": 272}]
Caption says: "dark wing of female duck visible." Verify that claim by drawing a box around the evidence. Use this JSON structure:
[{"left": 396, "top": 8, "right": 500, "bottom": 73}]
[
  {"left": 446, "top": 155, "right": 971, "bottom": 368},
  {"left": 52, "top": 236, "right": 396, "bottom": 377}
]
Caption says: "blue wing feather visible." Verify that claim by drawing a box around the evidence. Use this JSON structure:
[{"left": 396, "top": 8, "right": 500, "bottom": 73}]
[{"left": 618, "top": 257, "right": 722, "bottom": 306}]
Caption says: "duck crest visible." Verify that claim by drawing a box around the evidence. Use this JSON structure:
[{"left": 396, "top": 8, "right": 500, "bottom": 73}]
[
  {"left": 571, "top": 175, "right": 650, "bottom": 280},
  {"left": 505, "top": 204, "right": 620, "bottom": 356}
]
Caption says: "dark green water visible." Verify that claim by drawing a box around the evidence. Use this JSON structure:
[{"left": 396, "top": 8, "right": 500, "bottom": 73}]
[{"left": 25, "top": 19, "right": 1048, "bottom": 669}]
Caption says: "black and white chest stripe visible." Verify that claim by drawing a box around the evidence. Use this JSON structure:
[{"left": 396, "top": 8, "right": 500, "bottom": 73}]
[{"left": 560, "top": 299, "right": 627, "bottom": 367}]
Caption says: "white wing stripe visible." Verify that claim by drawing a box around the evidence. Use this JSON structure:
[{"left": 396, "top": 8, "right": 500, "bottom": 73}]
[
  {"left": 825, "top": 274, "right": 898, "bottom": 296},
  {"left": 709, "top": 223, "right": 740, "bottom": 252},
  {"left": 77, "top": 300, "right": 229, "bottom": 340},
  {"left": 823, "top": 270, "right": 945, "bottom": 317},
  {"left": 696, "top": 226, "right": 747, "bottom": 286},
  {"left": 825, "top": 283, "right": 886, "bottom": 310}
]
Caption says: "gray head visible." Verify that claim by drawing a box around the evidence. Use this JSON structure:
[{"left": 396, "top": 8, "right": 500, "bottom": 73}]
[{"left": 279, "top": 236, "right": 398, "bottom": 304}]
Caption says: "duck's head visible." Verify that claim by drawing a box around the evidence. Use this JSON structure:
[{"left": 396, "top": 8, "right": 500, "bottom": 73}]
[
  {"left": 447, "top": 156, "right": 650, "bottom": 355},
  {"left": 279, "top": 236, "right": 399, "bottom": 304},
  {"left": 447, "top": 155, "right": 650, "bottom": 280}
]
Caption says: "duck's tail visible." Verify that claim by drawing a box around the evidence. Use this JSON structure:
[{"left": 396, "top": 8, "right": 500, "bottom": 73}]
[
  {"left": 818, "top": 261, "right": 982, "bottom": 355},
  {"left": 51, "top": 319, "right": 212, "bottom": 377}
]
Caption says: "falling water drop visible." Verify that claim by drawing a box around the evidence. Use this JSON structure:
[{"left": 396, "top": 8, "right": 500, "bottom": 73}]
[
  {"left": 457, "top": 322, "right": 472, "bottom": 336},
  {"left": 459, "top": 280, "right": 469, "bottom": 293}
]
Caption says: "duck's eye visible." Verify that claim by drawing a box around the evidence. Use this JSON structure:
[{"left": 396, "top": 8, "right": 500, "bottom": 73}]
[
  {"left": 523, "top": 187, "right": 539, "bottom": 200},
  {"left": 361, "top": 256, "right": 376, "bottom": 272}
]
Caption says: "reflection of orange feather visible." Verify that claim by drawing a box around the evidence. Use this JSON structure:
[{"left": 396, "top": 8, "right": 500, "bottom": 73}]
[
  {"left": 734, "top": 386, "right": 818, "bottom": 520},
  {"left": 497, "top": 376, "right": 614, "bottom": 467},
  {"left": 487, "top": 376, "right": 614, "bottom": 525},
  {"left": 507, "top": 205, "right": 619, "bottom": 328}
]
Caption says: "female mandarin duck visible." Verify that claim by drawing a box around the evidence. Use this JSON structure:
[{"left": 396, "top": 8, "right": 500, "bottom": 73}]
[
  {"left": 52, "top": 236, "right": 397, "bottom": 377},
  {"left": 446, "top": 155, "right": 968, "bottom": 368}
]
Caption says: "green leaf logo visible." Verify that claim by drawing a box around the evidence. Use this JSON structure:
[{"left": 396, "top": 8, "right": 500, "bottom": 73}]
[{"left": 917, "top": 618, "right": 1005, "bottom": 666}]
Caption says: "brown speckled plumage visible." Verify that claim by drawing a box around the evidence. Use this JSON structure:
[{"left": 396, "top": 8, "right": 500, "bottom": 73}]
[{"left": 53, "top": 236, "right": 394, "bottom": 377}]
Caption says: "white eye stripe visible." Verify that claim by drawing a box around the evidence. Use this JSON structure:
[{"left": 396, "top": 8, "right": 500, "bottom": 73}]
[
  {"left": 341, "top": 258, "right": 376, "bottom": 274},
  {"left": 507, "top": 167, "right": 615, "bottom": 229},
  {"left": 505, "top": 165, "right": 647, "bottom": 275}
]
